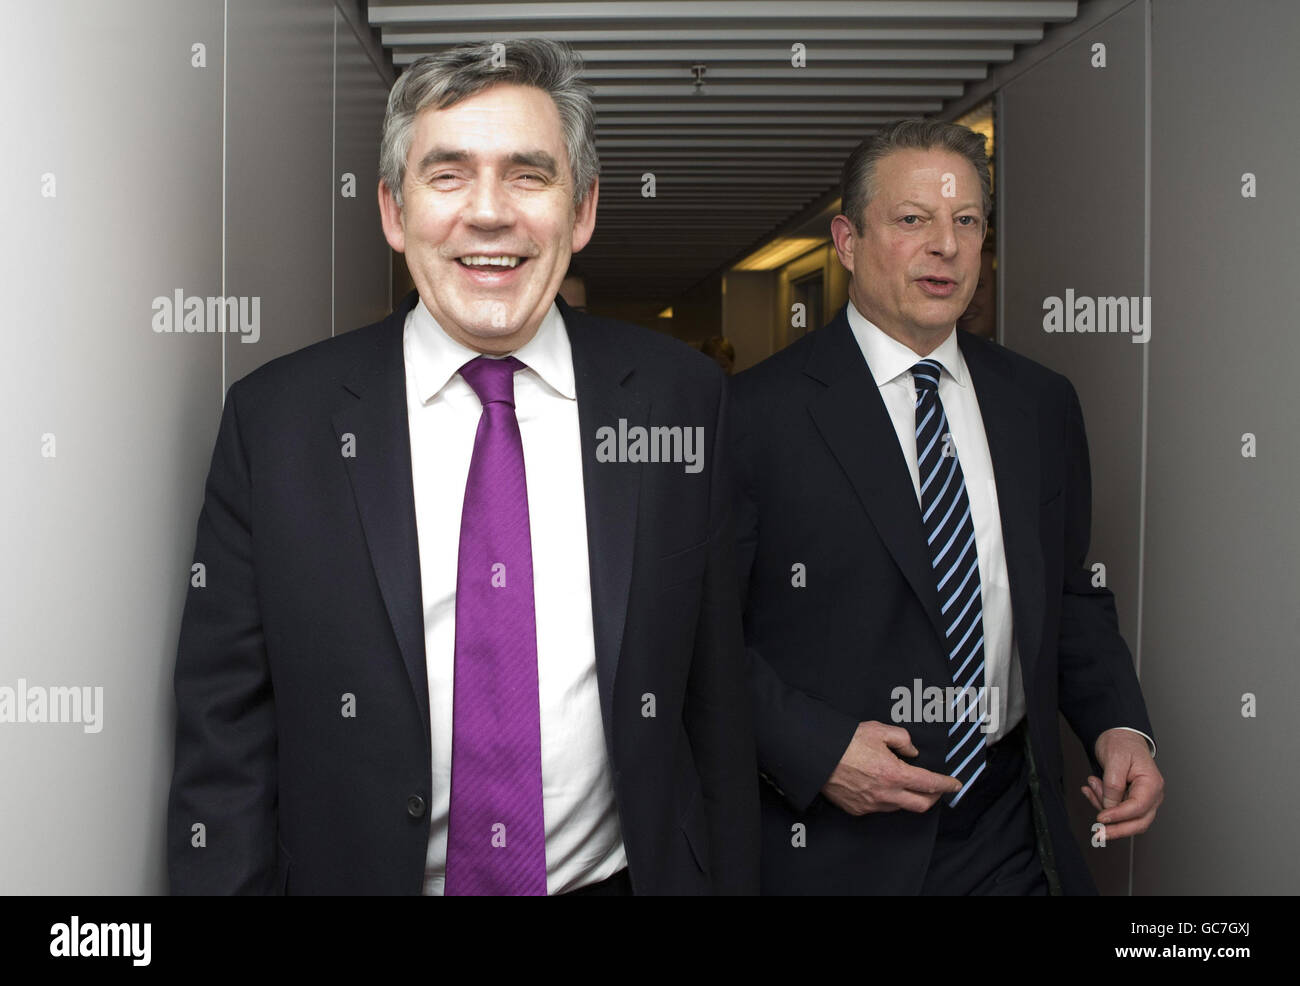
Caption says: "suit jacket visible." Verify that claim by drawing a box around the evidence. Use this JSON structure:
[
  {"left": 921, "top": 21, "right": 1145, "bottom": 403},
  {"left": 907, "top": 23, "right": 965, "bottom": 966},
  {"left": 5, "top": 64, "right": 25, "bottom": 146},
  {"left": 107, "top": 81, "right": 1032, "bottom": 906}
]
[
  {"left": 728, "top": 306, "right": 1154, "bottom": 895},
  {"left": 167, "top": 288, "right": 759, "bottom": 895}
]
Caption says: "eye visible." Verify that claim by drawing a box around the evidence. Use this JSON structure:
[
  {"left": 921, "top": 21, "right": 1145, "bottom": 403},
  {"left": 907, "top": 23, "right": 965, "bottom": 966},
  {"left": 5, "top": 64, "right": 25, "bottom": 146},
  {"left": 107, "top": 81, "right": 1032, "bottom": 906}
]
[
  {"left": 900, "top": 215, "right": 921, "bottom": 225},
  {"left": 956, "top": 215, "right": 980, "bottom": 226}
]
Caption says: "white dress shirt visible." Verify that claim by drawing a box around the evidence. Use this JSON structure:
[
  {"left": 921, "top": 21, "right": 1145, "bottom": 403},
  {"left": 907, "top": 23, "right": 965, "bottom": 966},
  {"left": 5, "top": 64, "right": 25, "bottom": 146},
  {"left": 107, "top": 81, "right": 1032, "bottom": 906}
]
[
  {"left": 846, "top": 301, "right": 1026, "bottom": 743},
  {"left": 403, "top": 296, "right": 627, "bottom": 894},
  {"left": 845, "top": 301, "right": 1155, "bottom": 756}
]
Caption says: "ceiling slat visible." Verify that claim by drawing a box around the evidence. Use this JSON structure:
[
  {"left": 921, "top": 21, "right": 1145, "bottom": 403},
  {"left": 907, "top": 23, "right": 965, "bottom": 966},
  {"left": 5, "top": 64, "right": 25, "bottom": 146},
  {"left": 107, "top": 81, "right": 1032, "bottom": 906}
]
[{"left": 370, "top": 0, "right": 1072, "bottom": 307}]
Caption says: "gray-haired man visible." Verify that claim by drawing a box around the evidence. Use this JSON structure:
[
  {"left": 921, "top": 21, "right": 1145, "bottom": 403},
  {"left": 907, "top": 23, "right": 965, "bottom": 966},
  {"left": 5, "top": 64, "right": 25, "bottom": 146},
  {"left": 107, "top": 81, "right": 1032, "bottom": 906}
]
[
  {"left": 167, "top": 38, "right": 758, "bottom": 895},
  {"left": 730, "top": 119, "right": 1162, "bottom": 894}
]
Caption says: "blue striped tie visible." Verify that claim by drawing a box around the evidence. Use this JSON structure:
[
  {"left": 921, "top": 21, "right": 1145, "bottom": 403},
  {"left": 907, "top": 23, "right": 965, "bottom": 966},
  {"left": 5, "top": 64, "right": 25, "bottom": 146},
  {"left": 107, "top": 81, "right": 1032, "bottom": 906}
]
[{"left": 911, "top": 359, "right": 987, "bottom": 806}]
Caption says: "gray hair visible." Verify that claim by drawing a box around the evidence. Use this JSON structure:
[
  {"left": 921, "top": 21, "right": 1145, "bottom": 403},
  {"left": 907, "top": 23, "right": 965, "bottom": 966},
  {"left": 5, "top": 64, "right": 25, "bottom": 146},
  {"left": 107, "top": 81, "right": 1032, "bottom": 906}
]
[
  {"left": 839, "top": 119, "right": 992, "bottom": 234},
  {"left": 379, "top": 38, "right": 599, "bottom": 211}
]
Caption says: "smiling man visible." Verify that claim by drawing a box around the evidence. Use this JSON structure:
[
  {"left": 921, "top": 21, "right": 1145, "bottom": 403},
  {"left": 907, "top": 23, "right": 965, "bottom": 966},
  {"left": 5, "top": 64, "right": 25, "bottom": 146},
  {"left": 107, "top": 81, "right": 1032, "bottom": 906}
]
[
  {"left": 729, "top": 119, "right": 1163, "bottom": 894},
  {"left": 380, "top": 79, "right": 591, "bottom": 352},
  {"left": 167, "top": 39, "right": 758, "bottom": 896}
]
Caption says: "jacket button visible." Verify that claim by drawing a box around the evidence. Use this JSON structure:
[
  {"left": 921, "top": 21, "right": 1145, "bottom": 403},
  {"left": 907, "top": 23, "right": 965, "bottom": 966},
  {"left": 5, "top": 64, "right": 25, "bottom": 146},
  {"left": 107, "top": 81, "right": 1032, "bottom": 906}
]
[{"left": 407, "top": 795, "right": 426, "bottom": 818}]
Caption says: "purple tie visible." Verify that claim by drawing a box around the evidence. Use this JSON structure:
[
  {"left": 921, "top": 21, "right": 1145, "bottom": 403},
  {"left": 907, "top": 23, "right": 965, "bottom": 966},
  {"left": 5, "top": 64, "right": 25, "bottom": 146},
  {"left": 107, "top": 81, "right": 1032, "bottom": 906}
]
[{"left": 444, "top": 355, "right": 546, "bottom": 895}]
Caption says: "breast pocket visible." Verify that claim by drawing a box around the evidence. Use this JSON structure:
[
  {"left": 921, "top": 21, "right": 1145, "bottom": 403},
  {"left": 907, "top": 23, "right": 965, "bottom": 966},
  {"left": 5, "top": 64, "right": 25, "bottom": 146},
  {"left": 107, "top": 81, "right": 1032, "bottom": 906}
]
[{"left": 655, "top": 537, "right": 708, "bottom": 592}]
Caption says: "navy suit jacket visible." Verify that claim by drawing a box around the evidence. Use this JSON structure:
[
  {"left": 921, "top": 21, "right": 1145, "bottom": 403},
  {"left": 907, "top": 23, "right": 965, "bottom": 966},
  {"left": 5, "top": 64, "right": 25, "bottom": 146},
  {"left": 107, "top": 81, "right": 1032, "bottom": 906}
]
[
  {"left": 167, "top": 288, "right": 759, "bottom": 894},
  {"left": 729, "top": 306, "right": 1154, "bottom": 895}
]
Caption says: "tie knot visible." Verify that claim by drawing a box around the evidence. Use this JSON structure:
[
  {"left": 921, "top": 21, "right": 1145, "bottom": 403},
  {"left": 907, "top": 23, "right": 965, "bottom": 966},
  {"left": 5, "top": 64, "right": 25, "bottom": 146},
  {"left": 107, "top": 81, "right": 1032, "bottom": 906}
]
[
  {"left": 911, "top": 359, "right": 943, "bottom": 395},
  {"left": 460, "top": 355, "right": 524, "bottom": 407}
]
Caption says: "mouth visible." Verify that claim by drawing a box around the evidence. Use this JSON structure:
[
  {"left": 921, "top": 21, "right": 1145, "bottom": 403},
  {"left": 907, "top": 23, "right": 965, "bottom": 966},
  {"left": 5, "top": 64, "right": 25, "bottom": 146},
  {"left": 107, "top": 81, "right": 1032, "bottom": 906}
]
[
  {"left": 455, "top": 254, "right": 525, "bottom": 270},
  {"left": 916, "top": 275, "right": 958, "bottom": 297}
]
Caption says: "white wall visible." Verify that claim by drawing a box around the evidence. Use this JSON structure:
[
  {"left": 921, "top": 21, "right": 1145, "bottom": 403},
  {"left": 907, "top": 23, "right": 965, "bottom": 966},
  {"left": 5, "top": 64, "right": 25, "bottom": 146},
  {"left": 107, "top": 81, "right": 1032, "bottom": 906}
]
[
  {"left": 999, "top": 0, "right": 1299, "bottom": 893},
  {"left": 0, "top": 0, "right": 391, "bottom": 894}
]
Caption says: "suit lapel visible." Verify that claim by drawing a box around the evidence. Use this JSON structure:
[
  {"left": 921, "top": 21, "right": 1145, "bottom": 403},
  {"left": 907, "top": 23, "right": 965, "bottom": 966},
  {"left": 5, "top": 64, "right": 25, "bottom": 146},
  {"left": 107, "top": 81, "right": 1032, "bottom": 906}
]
[
  {"left": 958, "top": 331, "right": 1045, "bottom": 684},
  {"left": 322, "top": 295, "right": 1044, "bottom": 749},
  {"left": 329, "top": 292, "right": 643, "bottom": 756},
  {"left": 558, "top": 297, "right": 646, "bottom": 753},
  {"left": 331, "top": 289, "right": 432, "bottom": 743},
  {"left": 805, "top": 310, "right": 950, "bottom": 653}
]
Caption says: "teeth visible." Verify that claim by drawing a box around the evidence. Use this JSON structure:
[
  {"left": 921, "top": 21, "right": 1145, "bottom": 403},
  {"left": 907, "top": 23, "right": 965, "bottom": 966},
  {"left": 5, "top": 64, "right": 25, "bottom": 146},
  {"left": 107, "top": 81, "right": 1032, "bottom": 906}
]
[{"left": 458, "top": 255, "right": 521, "bottom": 268}]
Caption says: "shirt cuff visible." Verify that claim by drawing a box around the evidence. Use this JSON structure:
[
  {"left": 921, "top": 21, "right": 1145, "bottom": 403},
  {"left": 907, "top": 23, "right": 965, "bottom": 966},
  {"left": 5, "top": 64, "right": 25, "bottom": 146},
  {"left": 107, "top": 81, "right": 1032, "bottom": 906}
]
[{"left": 1111, "top": 726, "right": 1156, "bottom": 759}]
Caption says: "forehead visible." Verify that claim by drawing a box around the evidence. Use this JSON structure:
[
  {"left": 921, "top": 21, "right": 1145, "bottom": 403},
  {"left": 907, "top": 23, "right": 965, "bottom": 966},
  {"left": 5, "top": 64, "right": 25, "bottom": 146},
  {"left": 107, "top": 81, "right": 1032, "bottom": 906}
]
[
  {"left": 408, "top": 83, "right": 566, "bottom": 158},
  {"left": 870, "top": 148, "right": 980, "bottom": 202}
]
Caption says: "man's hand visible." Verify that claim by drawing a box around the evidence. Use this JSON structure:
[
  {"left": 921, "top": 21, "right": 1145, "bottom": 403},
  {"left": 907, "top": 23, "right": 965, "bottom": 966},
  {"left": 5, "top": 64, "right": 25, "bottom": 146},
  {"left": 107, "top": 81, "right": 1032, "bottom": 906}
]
[
  {"left": 820, "top": 721, "right": 963, "bottom": 815},
  {"left": 1081, "top": 728, "right": 1164, "bottom": 839}
]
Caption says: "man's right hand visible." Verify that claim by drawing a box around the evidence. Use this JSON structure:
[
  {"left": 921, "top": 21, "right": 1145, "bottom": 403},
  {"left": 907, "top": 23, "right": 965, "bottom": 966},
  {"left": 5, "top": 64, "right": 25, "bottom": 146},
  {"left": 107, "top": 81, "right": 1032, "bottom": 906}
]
[{"left": 820, "top": 721, "right": 962, "bottom": 815}]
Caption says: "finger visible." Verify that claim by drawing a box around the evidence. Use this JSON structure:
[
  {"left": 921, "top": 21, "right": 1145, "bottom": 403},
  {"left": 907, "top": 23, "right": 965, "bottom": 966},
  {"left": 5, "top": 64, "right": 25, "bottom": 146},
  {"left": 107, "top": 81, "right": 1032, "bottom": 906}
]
[
  {"left": 1099, "top": 776, "right": 1160, "bottom": 824},
  {"left": 1098, "top": 795, "right": 1144, "bottom": 824},
  {"left": 896, "top": 762, "right": 963, "bottom": 794},
  {"left": 1100, "top": 811, "right": 1157, "bottom": 840},
  {"left": 879, "top": 725, "right": 919, "bottom": 758},
  {"left": 1101, "top": 753, "right": 1130, "bottom": 810},
  {"left": 1086, "top": 774, "right": 1106, "bottom": 803},
  {"left": 1080, "top": 784, "right": 1103, "bottom": 813}
]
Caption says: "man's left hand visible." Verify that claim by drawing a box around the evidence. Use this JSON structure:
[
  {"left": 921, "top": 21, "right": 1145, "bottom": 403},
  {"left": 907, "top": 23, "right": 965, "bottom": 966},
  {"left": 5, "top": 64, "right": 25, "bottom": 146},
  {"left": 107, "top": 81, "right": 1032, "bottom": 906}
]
[{"left": 1081, "top": 728, "right": 1164, "bottom": 840}]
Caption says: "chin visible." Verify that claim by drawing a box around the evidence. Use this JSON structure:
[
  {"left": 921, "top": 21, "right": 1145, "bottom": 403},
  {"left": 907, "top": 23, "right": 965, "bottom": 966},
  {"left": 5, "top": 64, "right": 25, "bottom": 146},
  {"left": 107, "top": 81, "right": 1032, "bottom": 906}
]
[
  {"left": 461, "top": 322, "right": 524, "bottom": 341},
  {"left": 918, "top": 307, "right": 964, "bottom": 329},
  {"left": 449, "top": 300, "right": 521, "bottom": 330}
]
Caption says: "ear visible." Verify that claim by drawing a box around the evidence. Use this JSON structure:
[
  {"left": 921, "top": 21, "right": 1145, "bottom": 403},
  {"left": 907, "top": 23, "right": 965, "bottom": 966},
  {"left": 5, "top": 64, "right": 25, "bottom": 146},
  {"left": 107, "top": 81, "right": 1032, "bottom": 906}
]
[
  {"left": 569, "top": 177, "right": 599, "bottom": 254},
  {"left": 377, "top": 179, "right": 406, "bottom": 253},
  {"left": 830, "top": 213, "right": 857, "bottom": 273}
]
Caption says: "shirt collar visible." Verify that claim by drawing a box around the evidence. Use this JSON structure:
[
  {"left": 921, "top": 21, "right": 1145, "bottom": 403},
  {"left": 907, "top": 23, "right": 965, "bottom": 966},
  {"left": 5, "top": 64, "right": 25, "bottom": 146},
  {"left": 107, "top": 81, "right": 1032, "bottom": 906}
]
[
  {"left": 845, "top": 299, "right": 968, "bottom": 390},
  {"left": 406, "top": 296, "right": 575, "bottom": 404}
]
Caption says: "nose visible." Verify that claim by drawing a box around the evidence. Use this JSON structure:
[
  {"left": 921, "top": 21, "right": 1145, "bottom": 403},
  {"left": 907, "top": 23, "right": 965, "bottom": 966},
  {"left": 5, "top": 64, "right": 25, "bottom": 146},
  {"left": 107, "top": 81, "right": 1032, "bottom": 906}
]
[
  {"left": 462, "top": 172, "right": 514, "bottom": 230},
  {"left": 927, "top": 217, "right": 959, "bottom": 258}
]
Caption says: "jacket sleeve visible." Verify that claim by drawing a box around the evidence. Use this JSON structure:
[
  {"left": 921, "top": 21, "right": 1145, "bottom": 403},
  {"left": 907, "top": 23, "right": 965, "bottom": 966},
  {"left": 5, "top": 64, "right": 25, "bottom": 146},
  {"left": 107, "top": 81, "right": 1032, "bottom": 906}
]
[
  {"left": 728, "top": 379, "right": 859, "bottom": 814},
  {"left": 1055, "top": 379, "right": 1155, "bottom": 775},
  {"left": 683, "top": 376, "right": 761, "bottom": 894},
  {"left": 166, "top": 378, "right": 281, "bottom": 894}
]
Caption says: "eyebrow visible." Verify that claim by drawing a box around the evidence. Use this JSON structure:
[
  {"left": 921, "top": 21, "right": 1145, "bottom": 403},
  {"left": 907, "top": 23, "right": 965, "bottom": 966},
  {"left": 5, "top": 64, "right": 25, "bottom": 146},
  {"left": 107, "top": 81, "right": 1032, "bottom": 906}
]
[
  {"left": 895, "top": 198, "right": 983, "bottom": 213},
  {"left": 415, "top": 147, "right": 560, "bottom": 177}
]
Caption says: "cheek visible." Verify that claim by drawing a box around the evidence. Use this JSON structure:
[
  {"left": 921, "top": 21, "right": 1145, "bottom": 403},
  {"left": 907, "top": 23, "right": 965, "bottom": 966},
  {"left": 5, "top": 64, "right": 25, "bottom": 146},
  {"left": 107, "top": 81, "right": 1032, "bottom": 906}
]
[
  {"left": 534, "top": 216, "right": 573, "bottom": 250},
  {"left": 864, "top": 251, "right": 906, "bottom": 290},
  {"left": 406, "top": 207, "right": 455, "bottom": 247}
]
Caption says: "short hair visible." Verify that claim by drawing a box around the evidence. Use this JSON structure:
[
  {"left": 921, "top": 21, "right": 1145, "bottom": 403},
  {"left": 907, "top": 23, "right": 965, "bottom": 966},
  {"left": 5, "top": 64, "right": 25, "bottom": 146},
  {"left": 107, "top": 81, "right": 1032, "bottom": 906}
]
[
  {"left": 839, "top": 119, "right": 992, "bottom": 234},
  {"left": 378, "top": 38, "right": 599, "bottom": 211}
]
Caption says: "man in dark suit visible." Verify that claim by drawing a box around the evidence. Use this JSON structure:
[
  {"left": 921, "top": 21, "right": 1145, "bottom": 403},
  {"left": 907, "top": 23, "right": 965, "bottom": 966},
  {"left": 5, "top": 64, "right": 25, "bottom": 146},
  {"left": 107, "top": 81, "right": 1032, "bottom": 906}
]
[
  {"left": 166, "top": 39, "right": 757, "bottom": 895},
  {"left": 730, "top": 119, "right": 1163, "bottom": 894}
]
